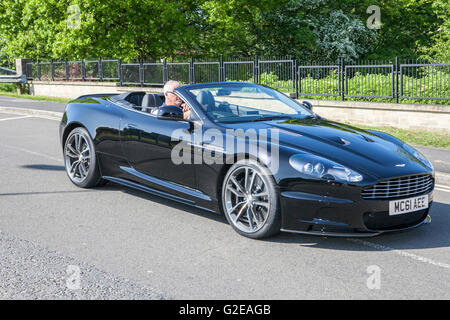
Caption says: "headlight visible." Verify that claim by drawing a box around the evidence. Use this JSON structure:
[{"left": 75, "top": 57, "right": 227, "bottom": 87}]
[
  {"left": 289, "top": 154, "right": 363, "bottom": 183},
  {"left": 402, "top": 143, "right": 433, "bottom": 170}
]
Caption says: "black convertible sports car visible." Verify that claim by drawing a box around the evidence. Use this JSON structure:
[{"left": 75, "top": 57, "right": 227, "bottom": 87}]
[{"left": 59, "top": 82, "right": 434, "bottom": 238}]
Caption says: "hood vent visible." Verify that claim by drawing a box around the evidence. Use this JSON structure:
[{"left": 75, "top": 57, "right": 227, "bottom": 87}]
[
  {"left": 327, "top": 134, "right": 374, "bottom": 145},
  {"left": 324, "top": 136, "right": 351, "bottom": 146},
  {"left": 361, "top": 135, "right": 375, "bottom": 143}
]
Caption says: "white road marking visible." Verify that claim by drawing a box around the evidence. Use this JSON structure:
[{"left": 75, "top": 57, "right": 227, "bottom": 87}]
[
  {"left": 30, "top": 115, "right": 60, "bottom": 121},
  {"left": 435, "top": 160, "right": 450, "bottom": 165},
  {"left": 0, "top": 112, "right": 60, "bottom": 121},
  {"left": 0, "top": 115, "right": 32, "bottom": 122},
  {"left": 435, "top": 184, "right": 450, "bottom": 193},
  {"left": 347, "top": 239, "right": 450, "bottom": 271},
  {"left": 0, "top": 143, "right": 62, "bottom": 163},
  {"left": 0, "top": 106, "right": 62, "bottom": 121}
]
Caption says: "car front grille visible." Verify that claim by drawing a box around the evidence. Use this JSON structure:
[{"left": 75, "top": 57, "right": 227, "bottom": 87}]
[{"left": 362, "top": 174, "right": 434, "bottom": 200}]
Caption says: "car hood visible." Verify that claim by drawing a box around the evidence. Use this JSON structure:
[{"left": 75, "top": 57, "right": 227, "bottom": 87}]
[{"left": 222, "top": 117, "right": 431, "bottom": 180}]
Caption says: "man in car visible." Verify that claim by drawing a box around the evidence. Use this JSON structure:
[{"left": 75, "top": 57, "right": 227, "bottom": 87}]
[{"left": 162, "top": 80, "right": 191, "bottom": 119}]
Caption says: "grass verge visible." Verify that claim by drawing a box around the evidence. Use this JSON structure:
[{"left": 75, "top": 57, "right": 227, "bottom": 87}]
[
  {"left": 349, "top": 123, "right": 450, "bottom": 149},
  {"left": 0, "top": 91, "right": 71, "bottom": 103}
]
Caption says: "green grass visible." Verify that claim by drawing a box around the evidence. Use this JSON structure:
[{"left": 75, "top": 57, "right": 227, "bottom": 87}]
[
  {"left": 0, "top": 91, "right": 72, "bottom": 103},
  {"left": 348, "top": 123, "right": 450, "bottom": 149}
]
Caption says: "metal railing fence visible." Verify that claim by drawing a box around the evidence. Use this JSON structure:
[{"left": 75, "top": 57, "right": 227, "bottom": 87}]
[
  {"left": 24, "top": 56, "right": 449, "bottom": 102},
  {"left": 297, "top": 58, "right": 449, "bottom": 102}
]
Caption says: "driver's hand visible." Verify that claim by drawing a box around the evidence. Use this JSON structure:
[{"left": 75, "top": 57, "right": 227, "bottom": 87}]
[
  {"left": 181, "top": 103, "right": 189, "bottom": 113},
  {"left": 181, "top": 103, "right": 191, "bottom": 119}
]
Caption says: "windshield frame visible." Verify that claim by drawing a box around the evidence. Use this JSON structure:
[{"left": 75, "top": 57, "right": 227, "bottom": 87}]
[{"left": 179, "top": 82, "right": 314, "bottom": 124}]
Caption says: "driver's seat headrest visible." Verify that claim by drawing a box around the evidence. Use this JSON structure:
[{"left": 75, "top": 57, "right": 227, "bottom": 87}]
[
  {"left": 142, "top": 94, "right": 164, "bottom": 112},
  {"left": 196, "top": 91, "right": 215, "bottom": 112}
]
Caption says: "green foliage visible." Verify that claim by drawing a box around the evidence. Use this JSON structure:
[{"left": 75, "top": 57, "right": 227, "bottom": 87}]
[
  {"left": 418, "top": 0, "right": 450, "bottom": 61},
  {"left": 313, "top": 10, "right": 377, "bottom": 62},
  {"left": 0, "top": 0, "right": 200, "bottom": 61},
  {"left": 0, "top": 0, "right": 447, "bottom": 65},
  {"left": 250, "top": 0, "right": 322, "bottom": 59},
  {"left": 0, "top": 83, "right": 16, "bottom": 92},
  {"left": 197, "top": 0, "right": 378, "bottom": 61},
  {"left": 259, "top": 73, "right": 279, "bottom": 86},
  {"left": 364, "top": 0, "right": 445, "bottom": 60},
  {"left": 258, "top": 72, "right": 293, "bottom": 88}
]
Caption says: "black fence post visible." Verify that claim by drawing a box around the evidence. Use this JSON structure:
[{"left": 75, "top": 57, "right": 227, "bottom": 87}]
[
  {"left": 99, "top": 56, "right": 103, "bottom": 82},
  {"left": 118, "top": 59, "right": 123, "bottom": 86},
  {"left": 139, "top": 58, "right": 144, "bottom": 87},
  {"left": 37, "top": 61, "right": 41, "bottom": 81},
  {"left": 337, "top": 58, "right": 341, "bottom": 100},
  {"left": 162, "top": 58, "right": 169, "bottom": 84},
  {"left": 254, "top": 55, "right": 259, "bottom": 84},
  {"left": 81, "top": 59, "right": 86, "bottom": 81},
  {"left": 340, "top": 57, "right": 345, "bottom": 101},
  {"left": 163, "top": 58, "right": 168, "bottom": 83},
  {"left": 399, "top": 59, "right": 403, "bottom": 101},
  {"left": 395, "top": 56, "right": 399, "bottom": 103},
  {"left": 65, "top": 59, "right": 69, "bottom": 81},
  {"left": 219, "top": 55, "right": 224, "bottom": 82},
  {"left": 293, "top": 58, "right": 298, "bottom": 98},
  {"left": 190, "top": 57, "right": 194, "bottom": 84},
  {"left": 296, "top": 60, "right": 300, "bottom": 99},
  {"left": 51, "top": 60, "right": 55, "bottom": 81}
]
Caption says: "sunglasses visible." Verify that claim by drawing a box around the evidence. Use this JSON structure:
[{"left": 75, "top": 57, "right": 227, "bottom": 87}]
[{"left": 166, "top": 89, "right": 180, "bottom": 95}]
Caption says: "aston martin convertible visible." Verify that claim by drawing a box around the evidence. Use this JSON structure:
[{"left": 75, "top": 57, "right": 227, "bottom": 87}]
[{"left": 59, "top": 82, "right": 434, "bottom": 238}]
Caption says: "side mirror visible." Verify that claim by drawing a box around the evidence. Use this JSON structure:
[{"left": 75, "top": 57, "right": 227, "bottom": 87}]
[
  {"left": 156, "top": 105, "right": 183, "bottom": 120},
  {"left": 302, "top": 101, "right": 312, "bottom": 111}
]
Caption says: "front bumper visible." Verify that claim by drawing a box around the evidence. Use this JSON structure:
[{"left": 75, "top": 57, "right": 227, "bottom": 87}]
[{"left": 279, "top": 180, "right": 433, "bottom": 237}]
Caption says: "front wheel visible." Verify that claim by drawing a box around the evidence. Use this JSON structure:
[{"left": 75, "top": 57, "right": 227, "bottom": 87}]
[
  {"left": 221, "top": 159, "right": 281, "bottom": 239},
  {"left": 64, "top": 127, "right": 103, "bottom": 188}
]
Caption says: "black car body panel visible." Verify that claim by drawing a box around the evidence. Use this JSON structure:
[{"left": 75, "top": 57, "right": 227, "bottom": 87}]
[{"left": 59, "top": 82, "right": 434, "bottom": 237}]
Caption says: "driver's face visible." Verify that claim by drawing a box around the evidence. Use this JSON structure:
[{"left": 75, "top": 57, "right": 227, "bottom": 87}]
[{"left": 165, "top": 85, "right": 182, "bottom": 106}]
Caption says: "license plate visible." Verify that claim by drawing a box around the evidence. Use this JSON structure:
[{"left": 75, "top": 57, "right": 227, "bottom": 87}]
[{"left": 389, "top": 195, "right": 428, "bottom": 216}]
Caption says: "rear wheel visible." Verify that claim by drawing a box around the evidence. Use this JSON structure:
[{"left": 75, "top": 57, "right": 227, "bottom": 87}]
[
  {"left": 221, "top": 159, "right": 280, "bottom": 239},
  {"left": 64, "top": 127, "right": 104, "bottom": 188}
]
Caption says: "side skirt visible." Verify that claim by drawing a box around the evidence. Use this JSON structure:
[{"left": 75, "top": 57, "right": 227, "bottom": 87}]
[{"left": 102, "top": 175, "right": 216, "bottom": 213}]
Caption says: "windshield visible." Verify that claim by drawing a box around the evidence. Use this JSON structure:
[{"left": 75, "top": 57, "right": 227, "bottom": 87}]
[{"left": 185, "top": 84, "right": 313, "bottom": 123}]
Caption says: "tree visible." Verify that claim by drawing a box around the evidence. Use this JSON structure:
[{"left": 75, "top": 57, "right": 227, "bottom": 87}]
[
  {"left": 252, "top": 0, "right": 322, "bottom": 59},
  {"left": 0, "top": 0, "right": 446, "bottom": 63},
  {"left": 418, "top": 0, "right": 449, "bottom": 61},
  {"left": 313, "top": 10, "right": 377, "bottom": 62},
  {"left": 364, "top": 0, "right": 443, "bottom": 60},
  {"left": 193, "top": 0, "right": 377, "bottom": 61},
  {"left": 0, "top": 0, "right": 200, "bottom": 61}
]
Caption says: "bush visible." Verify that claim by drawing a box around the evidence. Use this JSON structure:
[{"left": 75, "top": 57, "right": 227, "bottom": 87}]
[
  {"left": 0, "top": 83, "right": 16, "bottom": 93},
  {"left": 249, "top": 72, "right": 293, "bottom": 89}
]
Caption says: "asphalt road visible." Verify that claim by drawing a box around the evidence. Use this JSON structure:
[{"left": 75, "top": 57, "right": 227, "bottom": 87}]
[{"left": 0, "top": 96, "right": 449, "bottom": 299}]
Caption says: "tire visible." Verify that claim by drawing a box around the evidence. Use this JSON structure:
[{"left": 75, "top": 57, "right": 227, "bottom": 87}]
[
  {"left": 63, "top": 127, "right": 104, "bottom": 188},
  {"left": 221, "top": 159, "right": 281, "bottom": 239}
]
